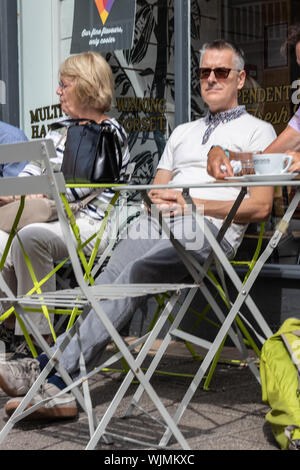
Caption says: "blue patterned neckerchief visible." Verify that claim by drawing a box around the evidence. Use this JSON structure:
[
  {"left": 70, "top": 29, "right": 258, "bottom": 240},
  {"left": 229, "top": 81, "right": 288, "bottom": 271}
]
[{"left": 202, "top": 105, "right": 246, "bottom": 144}]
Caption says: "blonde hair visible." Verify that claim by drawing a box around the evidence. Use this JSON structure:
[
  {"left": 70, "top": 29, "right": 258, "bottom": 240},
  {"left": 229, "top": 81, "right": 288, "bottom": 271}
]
[{"left": 59, "top": 52, "right": 114, "bottom": 112}]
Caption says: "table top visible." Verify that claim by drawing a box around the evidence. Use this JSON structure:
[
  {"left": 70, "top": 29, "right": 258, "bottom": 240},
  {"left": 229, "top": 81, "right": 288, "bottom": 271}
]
[
  {"left": 64, "top": 174, "right": 300, "bottom": 191},
  {"left": 108, "top": 175, "right": 300, "bottom": 191}
]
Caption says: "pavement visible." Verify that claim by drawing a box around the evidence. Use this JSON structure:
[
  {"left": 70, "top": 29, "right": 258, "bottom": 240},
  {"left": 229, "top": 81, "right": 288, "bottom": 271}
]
[{"left": 0, "top": 339, "right": 280, "bottom": 453}]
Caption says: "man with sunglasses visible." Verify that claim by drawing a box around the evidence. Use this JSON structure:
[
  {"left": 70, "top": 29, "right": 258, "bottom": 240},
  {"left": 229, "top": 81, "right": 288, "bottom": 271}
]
[
  {"left": 0, "top": 40, "right": 277, "bottom": 421},
  {"left": 150, "top": 39, "right": 276, "bottom": 223}
]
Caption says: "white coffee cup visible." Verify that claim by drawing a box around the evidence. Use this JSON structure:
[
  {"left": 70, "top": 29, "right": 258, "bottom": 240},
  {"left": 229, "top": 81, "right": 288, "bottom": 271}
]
[{"left": 252, "top": 153, "right": 293, "bottom": 175}]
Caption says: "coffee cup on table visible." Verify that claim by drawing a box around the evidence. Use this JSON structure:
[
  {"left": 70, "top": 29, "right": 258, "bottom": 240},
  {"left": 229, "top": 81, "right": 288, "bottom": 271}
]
[{"left": 252, "top": 153, "right": 293, "bottom": 175}]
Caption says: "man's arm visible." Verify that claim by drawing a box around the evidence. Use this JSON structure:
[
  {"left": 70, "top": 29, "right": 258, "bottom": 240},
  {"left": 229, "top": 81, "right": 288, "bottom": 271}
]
[
  {"left": 264, "top": 125, "right": 300, "bottom": 153},
  {"left": 149, "top": 170, "right": 273, "bottom": 223},
  {"left": 152, "top": 169, "right": 173, "bottom": 185},
  {"left": 196, "top": 185, "right": 274, "bottom": 223},
  {"left": 208, "top": 125, "right": 300, "bottom": 179}
]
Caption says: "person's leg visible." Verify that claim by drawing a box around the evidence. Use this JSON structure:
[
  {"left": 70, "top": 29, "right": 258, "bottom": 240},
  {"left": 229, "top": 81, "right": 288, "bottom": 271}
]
[
  {"left": 0, "top": 229, "right": 17, "bottom": 302},
  {"left": 10, "top": 214, "right": 109, "bottom": 335},
  {"left": 52, "top": 215, "right": 234, "bottom": 378},
  {"left": 52, "top": 214, "right": 164, "bottom": 374},
  {"left": 11, "top": 223, "right": 69, "bottom": 335},
  {"left": 0, "top": 215, "right": 118, "bottom": 415},
  {"left": 71, "top": 211, "right": 111, "bottom": 256},
  {"left": 0, "top": 215, "right": 162, "bottom": 401},
  {"left": 0, "top": 215, "right": 234, "bottom": 404},
  {"left": 0, "top": 229, "right": 19, "bottom": 351}
]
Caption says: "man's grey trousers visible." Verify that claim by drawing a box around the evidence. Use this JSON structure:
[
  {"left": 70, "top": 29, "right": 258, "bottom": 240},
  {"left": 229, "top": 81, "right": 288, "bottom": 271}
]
[{"left": 53, "top": 214, "right": 234, "bottom": 378}]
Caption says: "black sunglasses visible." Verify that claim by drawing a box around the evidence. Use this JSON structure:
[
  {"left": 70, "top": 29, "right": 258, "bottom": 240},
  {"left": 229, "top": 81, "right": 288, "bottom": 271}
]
[{"left": 199, "top": 67, "right": 240, "bottom": 79}]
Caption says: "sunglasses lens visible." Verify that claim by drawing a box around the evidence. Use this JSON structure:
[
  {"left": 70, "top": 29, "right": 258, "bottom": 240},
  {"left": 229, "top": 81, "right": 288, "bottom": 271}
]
[
  {"left": 199, "top": 68, "right": 231, "bottom": 79},
  {"left": 199, "top": 68, "right": 211, "bottom": 79},
  {"left": 214, "top": 68, "right": 231, "bottom": 79}
]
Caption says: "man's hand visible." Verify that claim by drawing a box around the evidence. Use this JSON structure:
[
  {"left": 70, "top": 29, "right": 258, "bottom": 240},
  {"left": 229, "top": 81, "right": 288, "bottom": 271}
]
[
  {"left": 148, "top": 188, "right": 186, "bottom": 216},
  {"left": 285, "top": 150, "right": 300, "bottom": 173},
  {"left": 207, "top": 146, "right": 233, "bottom": 179}
]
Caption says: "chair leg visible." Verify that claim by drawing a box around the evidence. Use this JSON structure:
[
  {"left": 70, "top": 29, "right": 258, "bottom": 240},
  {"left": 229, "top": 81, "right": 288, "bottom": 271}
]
[{"left": 202, "top": 334, "right": 227, "bottom": 390}]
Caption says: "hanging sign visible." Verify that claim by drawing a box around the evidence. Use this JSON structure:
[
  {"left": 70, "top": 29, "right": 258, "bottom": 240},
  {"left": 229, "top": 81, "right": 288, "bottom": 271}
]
[{"left": 71, "top": 0, "right": 136, "bottom": 53}]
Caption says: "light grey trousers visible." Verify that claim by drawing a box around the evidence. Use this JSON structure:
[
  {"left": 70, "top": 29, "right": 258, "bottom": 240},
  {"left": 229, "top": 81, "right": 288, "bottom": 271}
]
[
  {"left": 53, "top": 214, "right": 234, "bottom": 378},
  {"left": 0, "top": 212, "right": 109, "bottom": 335}
]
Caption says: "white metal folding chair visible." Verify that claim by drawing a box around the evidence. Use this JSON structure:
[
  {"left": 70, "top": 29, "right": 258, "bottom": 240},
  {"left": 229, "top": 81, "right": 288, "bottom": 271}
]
[{"left": 0, "top": 139, "right": 195, "bottom": 450}]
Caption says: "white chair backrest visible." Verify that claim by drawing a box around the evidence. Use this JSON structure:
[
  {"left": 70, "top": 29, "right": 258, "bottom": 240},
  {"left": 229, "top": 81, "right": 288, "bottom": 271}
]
[{"left": 0, "top": 139, "right": 66, "bottom": 197}]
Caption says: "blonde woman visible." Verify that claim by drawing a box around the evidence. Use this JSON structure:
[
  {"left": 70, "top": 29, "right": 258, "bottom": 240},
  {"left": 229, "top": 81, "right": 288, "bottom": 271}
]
[{"left": 0, "top": 52, "right": 130, "bottom": 343}]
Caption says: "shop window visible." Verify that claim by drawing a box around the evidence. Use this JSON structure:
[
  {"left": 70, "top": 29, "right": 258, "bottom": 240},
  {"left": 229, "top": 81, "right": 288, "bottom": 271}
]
[
  {"left": 221, "top": 0, "right": 300, "bottom": 264},
  {"left": 107, "top": 0, "right": 203, "bottom": 190}
]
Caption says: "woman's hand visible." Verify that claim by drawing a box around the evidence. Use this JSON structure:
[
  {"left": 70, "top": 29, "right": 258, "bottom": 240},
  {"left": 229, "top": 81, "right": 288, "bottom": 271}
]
[{"left": 285, "top": 150, "right": 300, "bottom": 173}]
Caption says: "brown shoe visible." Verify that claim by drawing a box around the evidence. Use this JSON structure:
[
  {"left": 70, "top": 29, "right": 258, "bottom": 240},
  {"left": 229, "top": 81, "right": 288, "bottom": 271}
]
[{"left": 5, "top": 382, "right": 78, "bottom": 420}]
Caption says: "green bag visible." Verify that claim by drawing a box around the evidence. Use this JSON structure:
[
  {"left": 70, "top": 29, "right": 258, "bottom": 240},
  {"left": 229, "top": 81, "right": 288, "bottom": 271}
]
[{"left": 260, "top": 317, "right": 300, "bottom": 450}]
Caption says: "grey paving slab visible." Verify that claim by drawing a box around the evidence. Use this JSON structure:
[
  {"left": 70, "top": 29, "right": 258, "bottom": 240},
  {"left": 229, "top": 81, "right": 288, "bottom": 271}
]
[{"left": 0, "top": 344, "right": 279, "bottom": 451}]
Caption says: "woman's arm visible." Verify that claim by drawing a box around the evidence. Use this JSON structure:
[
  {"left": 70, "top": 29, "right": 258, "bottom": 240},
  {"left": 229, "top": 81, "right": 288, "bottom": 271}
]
[{"left": 264, "top": 125, "right": 300, "bottom": 153}]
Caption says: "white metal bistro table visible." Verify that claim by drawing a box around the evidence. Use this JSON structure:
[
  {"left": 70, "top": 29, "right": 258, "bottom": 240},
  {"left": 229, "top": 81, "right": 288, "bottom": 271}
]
[
  {"left": 1, "top": 157, "right": 299, "bottom": 450},
  {"left": 102, "top": 175, "right": 300, "bottom": 448}
]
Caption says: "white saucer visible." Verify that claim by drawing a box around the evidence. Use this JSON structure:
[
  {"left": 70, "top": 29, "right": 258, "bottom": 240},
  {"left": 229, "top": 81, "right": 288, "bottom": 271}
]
[
  {"left": 243, "top": 173, "right": 298, "bottom": 182},
  {"left": 225, "top": 173, "right": 298, "bottom": 182},
  {"left": 225, "top": 176, "right": 245, "bottom": 181}
]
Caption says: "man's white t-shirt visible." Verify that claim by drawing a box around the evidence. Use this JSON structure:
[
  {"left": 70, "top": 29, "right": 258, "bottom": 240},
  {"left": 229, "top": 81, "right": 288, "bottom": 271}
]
[{"left": 157, "top": 112, "right": 277, "bottom": 252}]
